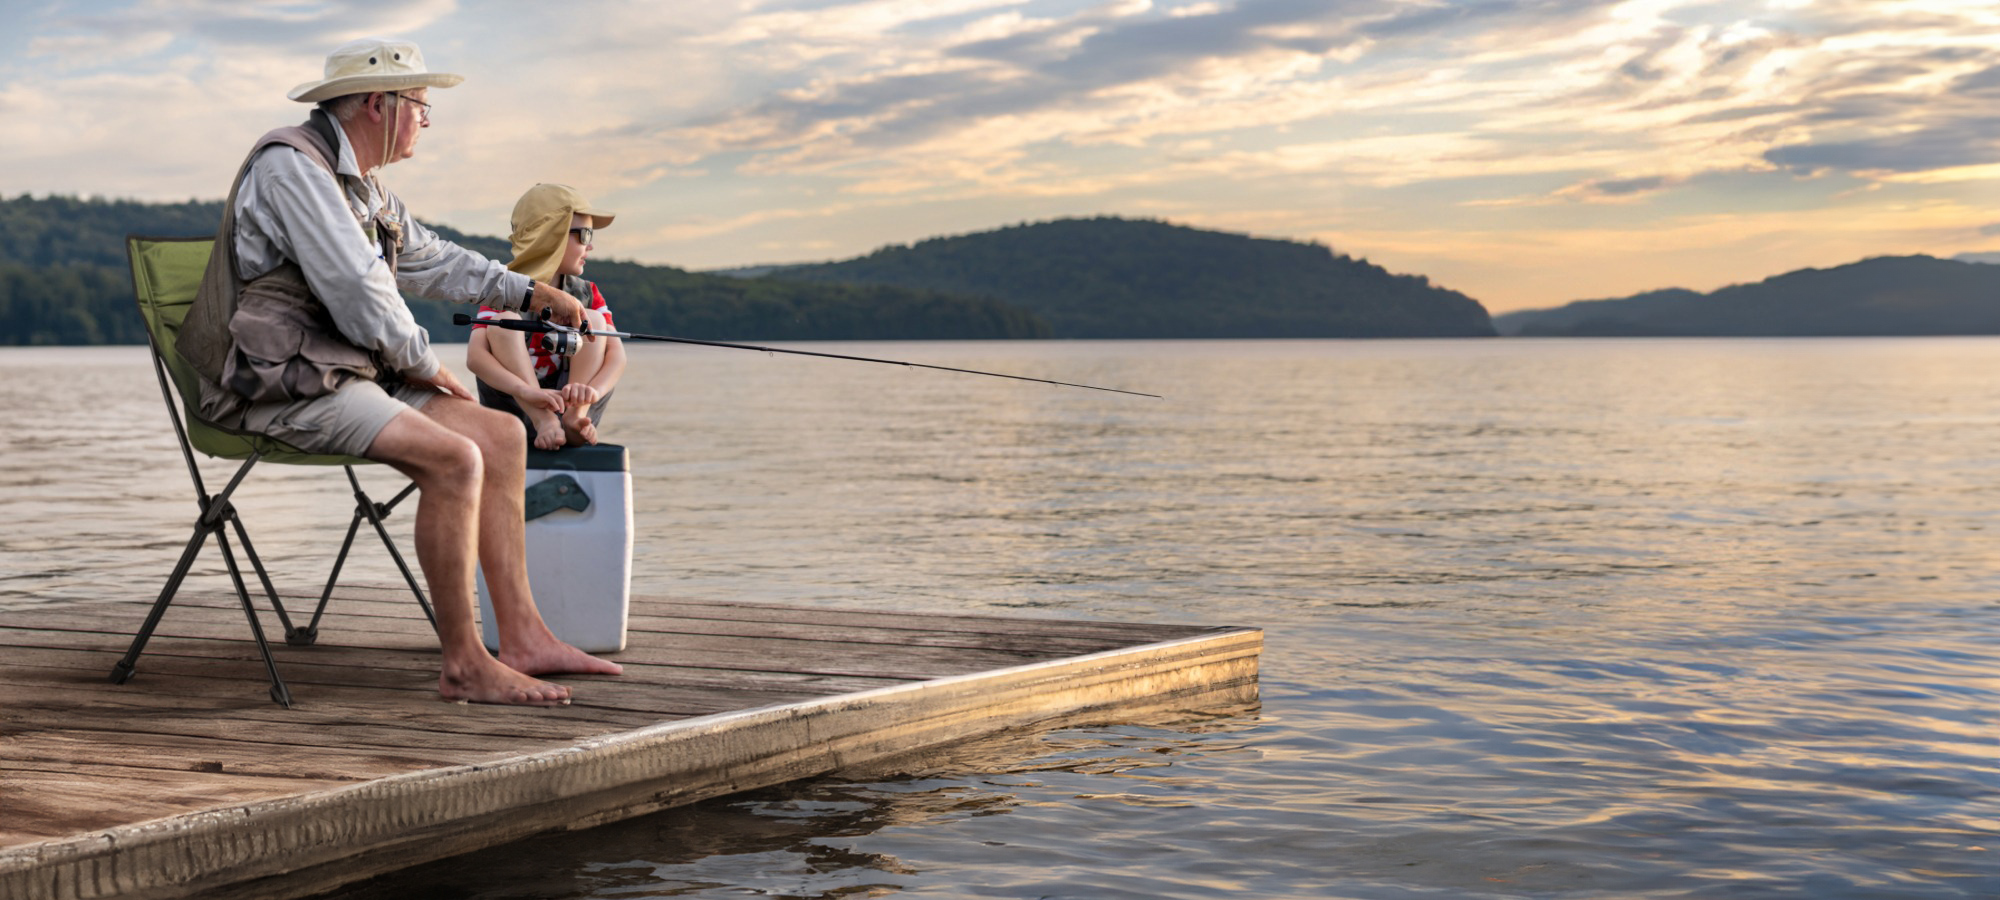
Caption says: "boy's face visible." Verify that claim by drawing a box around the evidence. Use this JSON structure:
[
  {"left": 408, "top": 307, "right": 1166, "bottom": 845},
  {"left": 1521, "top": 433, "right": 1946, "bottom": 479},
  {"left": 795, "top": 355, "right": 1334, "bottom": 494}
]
[{"left": 558, "top": 213, "right": 593, "bottom": 276}]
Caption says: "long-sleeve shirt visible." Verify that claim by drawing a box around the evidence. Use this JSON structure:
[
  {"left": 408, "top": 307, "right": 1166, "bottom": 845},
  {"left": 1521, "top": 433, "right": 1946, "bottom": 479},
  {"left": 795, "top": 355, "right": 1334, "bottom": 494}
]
[{"left": 231, "top": 120, "right": 528, "bottom": 381}]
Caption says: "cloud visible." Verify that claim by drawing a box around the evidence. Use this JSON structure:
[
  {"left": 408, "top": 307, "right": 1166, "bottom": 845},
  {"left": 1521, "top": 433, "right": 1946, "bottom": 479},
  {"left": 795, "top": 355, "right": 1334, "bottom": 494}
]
[
  {"left": 33, "top": 0, "right": 462, "bottom": 55},
  {"left": 7, "top": 0, "right": 2000, "bottom": 308},
  {"left": 1765, "top": 122, "right": 2000, "bottom": 175},
  {"left": 1585, "top": 175, "right": 1674, "bottom": 197},
  {"left": 645, "top": 0, "right": 2000, "bottom": 212},
  {"left": 1957, "top": 65, "right": 2000, "bottom": 96},
  {"left": 460, "top": 0, "right": 2000, "bottom": 270}
]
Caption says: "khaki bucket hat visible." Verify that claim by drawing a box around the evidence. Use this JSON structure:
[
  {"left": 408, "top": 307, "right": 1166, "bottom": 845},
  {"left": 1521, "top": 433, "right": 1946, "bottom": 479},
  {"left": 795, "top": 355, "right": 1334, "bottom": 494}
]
[
  {"left": 288, "top": 38, "right": 464, "bottom": 103},
  {"left": 508, "top": 184, "right": 617, "bottom": 283}
]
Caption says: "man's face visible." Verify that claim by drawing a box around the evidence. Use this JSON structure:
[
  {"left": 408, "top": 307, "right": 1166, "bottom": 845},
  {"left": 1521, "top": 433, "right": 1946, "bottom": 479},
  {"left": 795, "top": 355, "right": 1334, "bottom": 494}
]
[{"left": 389, "top": 88, "right": 429, "bottom": 162}]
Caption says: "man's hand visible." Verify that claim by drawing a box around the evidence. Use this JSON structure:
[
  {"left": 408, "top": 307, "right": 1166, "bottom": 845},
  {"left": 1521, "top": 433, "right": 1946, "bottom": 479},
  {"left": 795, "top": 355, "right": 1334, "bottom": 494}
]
[
  {"left": 409, "top": 364, "right": 476, "bottom": 402},
  {"left": 528, "top": 281, "right": 586, "bottom": 329}
]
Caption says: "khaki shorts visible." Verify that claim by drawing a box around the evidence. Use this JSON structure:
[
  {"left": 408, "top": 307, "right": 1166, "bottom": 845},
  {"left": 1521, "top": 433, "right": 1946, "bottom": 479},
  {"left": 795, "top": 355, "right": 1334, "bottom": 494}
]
[{"left": 239, "top": 378, "right": 441, "bottom": 457}]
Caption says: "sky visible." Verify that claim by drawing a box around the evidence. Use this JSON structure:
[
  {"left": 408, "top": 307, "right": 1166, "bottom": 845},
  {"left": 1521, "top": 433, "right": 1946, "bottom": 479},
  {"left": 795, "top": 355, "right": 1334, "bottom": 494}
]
[{"left": 5, "top": 0, "right": 2000, "bottom": 313}]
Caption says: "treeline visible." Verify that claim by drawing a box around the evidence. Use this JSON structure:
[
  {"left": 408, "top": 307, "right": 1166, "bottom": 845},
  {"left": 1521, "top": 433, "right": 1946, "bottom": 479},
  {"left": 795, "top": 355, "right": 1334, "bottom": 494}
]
[
  {"left": 1493, "top": 255, "right": 2000, "bottom": 336},
  {"left": 771, "top": 216, "right": 1496, "bottom": 338},
  {"left": 424, "top": 225, "right": 1049, "bottom": 341},
  {"left": 0, "top": 262, "right": 144, "bottom": 344},
  {"left": 0, "top": 194, "right": 1048, "bottom": 346},
  {"left": 0, "top": 195, "right": 225, "bottom": 344}
]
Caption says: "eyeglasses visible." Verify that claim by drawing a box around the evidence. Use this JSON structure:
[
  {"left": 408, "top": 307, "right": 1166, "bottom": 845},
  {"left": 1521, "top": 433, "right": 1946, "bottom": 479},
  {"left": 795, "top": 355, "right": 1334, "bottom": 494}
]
[
  {"left": 395, "top": 92, "right": 431, "bottom": 124},
  {"left": 569, "top": 226, "right": 594, "bottom": 247}
]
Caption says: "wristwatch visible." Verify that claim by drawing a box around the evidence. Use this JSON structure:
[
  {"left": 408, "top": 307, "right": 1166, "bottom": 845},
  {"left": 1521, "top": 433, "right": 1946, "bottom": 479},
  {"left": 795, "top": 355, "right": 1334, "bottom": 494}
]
[{"left": 522, "top": 280, "right": 536, "bottom": 311}]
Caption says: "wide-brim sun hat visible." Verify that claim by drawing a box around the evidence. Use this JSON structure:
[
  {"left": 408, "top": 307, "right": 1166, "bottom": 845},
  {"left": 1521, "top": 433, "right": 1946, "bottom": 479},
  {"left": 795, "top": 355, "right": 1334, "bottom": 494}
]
[
  {"left": 508, "top": 183, "right": 617, "bottom": 283},
  {"left": 288, "top": 38, "right": 463, "bottom": 103}
]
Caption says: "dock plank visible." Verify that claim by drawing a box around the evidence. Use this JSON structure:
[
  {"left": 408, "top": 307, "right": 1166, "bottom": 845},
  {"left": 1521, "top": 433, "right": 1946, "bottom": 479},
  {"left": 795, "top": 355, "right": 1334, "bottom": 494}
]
[
  {"left": 0, "top": 590, "right": 1259, "bottom": 900},
  {"left": 2, "top": 764, "right": 352, "bottom": 842},
  {"left": 7, "top": 622, "right": 1132, "bottom": 684}
]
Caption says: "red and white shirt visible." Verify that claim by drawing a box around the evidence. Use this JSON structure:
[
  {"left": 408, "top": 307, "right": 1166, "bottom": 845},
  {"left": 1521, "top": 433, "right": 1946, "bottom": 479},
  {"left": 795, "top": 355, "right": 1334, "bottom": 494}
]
[{"left": 473, "top": 281, "right": 614, "bottom": 380}]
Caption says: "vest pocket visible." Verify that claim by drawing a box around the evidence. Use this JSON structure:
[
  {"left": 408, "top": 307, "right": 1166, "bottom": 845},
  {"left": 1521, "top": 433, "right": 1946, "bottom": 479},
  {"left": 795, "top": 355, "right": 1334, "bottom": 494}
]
[{"left": 224, "top": 291, "right": 379, "bottom": 403}]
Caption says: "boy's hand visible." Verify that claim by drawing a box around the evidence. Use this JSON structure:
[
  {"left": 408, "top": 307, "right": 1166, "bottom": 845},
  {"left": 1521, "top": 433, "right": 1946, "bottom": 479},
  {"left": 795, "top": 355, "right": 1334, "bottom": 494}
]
[
  {"left": 515, "top": 386, "right": 566, "bottom": 414},
  {"left": 561, "top": 382, "right": 601, "bottom": 408}
]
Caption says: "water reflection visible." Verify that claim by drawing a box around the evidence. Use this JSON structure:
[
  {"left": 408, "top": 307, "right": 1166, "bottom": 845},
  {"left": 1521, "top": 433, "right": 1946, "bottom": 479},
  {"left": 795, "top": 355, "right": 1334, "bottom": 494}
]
[
  {"left": 321, "top": 709, "right": 1259, "bottom": 900},
  {"left": 12, "top": 340, "right": 2000, "bottom": 897}
]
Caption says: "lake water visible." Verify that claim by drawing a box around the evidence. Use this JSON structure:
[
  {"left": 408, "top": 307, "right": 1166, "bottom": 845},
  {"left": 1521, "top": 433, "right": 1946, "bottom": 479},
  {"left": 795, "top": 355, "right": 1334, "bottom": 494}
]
[{"left": 5, "top": 338, "right": 2000, "bottom": 899}]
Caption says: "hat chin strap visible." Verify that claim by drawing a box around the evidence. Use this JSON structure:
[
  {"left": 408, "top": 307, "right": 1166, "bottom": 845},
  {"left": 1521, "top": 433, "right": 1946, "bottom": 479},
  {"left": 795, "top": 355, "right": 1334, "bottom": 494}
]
[{"left": 379, "top": 93, "right": 400, "bottom": 172}]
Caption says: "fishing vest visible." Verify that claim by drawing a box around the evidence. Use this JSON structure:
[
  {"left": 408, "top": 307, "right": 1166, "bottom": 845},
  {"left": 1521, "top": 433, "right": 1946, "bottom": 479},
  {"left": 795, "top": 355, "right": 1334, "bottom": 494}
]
[{"left": 178, "top": 109, "right": 403, "bottom": 424}]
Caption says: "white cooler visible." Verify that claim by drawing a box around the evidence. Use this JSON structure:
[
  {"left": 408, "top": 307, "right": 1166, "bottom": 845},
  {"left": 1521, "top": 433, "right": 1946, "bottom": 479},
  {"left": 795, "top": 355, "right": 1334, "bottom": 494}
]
[{"left": 477, "top": 443, "right": 632, "bottom": 653}]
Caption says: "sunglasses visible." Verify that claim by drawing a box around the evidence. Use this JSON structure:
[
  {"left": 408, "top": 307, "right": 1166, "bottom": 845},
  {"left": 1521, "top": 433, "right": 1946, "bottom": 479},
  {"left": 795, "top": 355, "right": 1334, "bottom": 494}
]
[{"left": 569, "top": 226, "right": 595, "bottom": 247}]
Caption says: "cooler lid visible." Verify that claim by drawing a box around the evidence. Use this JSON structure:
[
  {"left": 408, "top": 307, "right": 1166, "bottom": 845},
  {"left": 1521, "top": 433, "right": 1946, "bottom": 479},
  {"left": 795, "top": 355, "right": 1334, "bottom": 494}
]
[{"left": 526, "top": 443, "right": 628, "bottom": 473}]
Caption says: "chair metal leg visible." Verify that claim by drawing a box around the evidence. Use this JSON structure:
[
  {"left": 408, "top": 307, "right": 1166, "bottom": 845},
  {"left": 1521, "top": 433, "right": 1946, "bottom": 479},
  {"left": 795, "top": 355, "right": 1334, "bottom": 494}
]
[
  {"left": 295, "top": 512, "right": 365, "bottom": 646},
  {"left": 112, "top": 458, "right": 293, "bottom": 707},
  {"left": 362, "top": 481, "right": 436, "bottom": 633},
  {"left": 215, "top": 529, "right": 294, "bottom": 708},
  {"left": 230, "top": 513, "right": 299, "bottom": 636},
  {"left": 297, "top": 467, "right": 436, "bottom": 644},
  {"left": 109, "top": 524, "right": 213, "bottom": 686}
]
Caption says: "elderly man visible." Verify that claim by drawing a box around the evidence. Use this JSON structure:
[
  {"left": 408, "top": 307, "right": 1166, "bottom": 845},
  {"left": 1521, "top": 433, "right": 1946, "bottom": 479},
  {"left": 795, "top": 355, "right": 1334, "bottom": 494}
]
[{"left": 177, "top": 38, "right": 621, "bottom": 706}]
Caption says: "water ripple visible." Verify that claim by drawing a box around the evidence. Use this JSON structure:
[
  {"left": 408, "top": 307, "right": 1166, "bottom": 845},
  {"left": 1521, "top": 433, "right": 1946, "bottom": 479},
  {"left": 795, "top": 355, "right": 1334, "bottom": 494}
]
[{"left": 12, "top": 342, "right": 2000, "bottom": 898}]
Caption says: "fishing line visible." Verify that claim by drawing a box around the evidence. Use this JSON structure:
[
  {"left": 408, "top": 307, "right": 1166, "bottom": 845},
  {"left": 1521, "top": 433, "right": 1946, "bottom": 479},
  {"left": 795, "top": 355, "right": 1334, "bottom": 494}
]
[{"left": 452, "top": 313, "right": 1162, "bottom": 399}]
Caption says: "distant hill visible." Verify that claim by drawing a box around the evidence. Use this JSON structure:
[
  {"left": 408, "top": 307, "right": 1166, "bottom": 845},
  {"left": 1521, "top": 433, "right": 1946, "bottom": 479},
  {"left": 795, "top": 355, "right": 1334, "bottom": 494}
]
[
  {"left": 0, "top": 194, "right": 1046, "bottom": 345},
  {"left": 1494, "top": 256, "right": 2000, "bottom": 337},
  {"left": 763, "top": 217, "right": 1496, "bottom": 338},
  {"left": 421, "top": 224, "right": 1048, "bottom": 342}
]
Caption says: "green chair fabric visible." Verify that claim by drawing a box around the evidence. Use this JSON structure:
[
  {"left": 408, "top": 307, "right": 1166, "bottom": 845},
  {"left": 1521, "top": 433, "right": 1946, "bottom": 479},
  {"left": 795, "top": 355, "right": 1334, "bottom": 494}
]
[
  {"left": 115, "top": 235, "right": 435, "bottom": 707},
  {"left": 127, "top": 235, "right": 357, "bottom": 465}
]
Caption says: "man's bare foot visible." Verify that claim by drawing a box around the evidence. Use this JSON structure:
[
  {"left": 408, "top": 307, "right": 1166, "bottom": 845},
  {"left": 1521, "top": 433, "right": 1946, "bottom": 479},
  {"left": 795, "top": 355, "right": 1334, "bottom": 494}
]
[
  {"left": 439, "top": 656, "right": 572, "bottom": 706},
  {"left": 501, "top": 636, "right": 624, "bottom": 677}
]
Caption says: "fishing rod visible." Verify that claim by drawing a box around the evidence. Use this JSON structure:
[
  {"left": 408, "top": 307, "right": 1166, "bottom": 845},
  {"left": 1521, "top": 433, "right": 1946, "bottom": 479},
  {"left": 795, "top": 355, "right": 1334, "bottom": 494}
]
[{"left": 451, "top": 313, "right": 1162, "bottom": 399}]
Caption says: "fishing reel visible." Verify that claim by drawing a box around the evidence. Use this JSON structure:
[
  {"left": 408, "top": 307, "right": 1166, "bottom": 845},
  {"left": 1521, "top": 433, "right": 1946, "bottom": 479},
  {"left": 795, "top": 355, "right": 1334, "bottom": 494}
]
[
  {"left": 540, "top": 328, "right": 582, "bottom": 357},
  {"left": 446, "top": 310, "right": 593, "bottom": 356},
  {"left": 534, "top": 306, "right": 589, "bottom": 357}
]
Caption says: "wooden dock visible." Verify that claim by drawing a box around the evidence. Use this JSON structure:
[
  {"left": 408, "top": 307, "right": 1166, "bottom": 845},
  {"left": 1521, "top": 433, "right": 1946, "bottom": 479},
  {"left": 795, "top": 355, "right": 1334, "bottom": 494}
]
[{"left": 0, "top": 587, "right": 1259, "bottom": 900}]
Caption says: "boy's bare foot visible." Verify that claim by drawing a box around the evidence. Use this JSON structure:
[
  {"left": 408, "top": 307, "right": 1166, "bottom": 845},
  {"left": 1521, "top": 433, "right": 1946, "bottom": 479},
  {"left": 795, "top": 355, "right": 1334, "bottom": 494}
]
[
  {"left": 501, "top": 636, "right": 624, "bottom": 677},
  {"left": 562, "top": 410, "right": 598, "bottom": 446},
  {"left": 526, "top": 405, "right": 567, "bottom": 450},
  {"left": 439, "top": 656, "right": 572, "bottom": 706}
]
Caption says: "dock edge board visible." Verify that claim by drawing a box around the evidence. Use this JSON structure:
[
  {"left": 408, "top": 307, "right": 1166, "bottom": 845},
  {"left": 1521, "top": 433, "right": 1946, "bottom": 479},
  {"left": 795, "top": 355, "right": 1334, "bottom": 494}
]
[{"left": 2, "top": 627, "right": 1261, "bottom": 900}]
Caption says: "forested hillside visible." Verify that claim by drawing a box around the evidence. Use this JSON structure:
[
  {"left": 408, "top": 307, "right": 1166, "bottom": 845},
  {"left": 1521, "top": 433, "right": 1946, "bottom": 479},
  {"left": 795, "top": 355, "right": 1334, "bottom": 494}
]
[
  {"left": 0, "top": 195, "right": 1048, "bottom": 345},
  {"left": 425, "top": 225, "right": 1048, "bottom": 341},
  {"left": 1494, "top": 256, "right": 2000, "bottom": 336},
  {"left": 0, "top": 195, "right": 223, "bottom": 344},
  {"left": 768, "top": 217, "right": 1496, "bottom": 338}
]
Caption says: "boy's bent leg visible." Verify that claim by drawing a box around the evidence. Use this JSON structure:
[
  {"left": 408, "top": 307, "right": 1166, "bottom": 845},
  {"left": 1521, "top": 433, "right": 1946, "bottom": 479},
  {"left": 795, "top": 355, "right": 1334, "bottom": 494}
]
[
  {"left": 412, "top": 394, "right": 623, "bottom": 678},
  {"left": 485, "top": 315, "right": 568, "bottom": 450},
  {"left": 364, "top": 403, "right": 575, "bottom": 705},
  {"left": 560, "top": 308, "right": 612, "bottom": 445},
  {"left": 566, "top": 308, "right": 610, "bottom": 385}
]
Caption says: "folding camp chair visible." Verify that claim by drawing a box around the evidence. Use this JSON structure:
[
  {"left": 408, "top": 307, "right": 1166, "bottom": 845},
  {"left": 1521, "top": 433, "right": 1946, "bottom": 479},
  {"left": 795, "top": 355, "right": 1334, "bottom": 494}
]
[{"left": 116, "top": 234, "right": 437, "bottom": 707}]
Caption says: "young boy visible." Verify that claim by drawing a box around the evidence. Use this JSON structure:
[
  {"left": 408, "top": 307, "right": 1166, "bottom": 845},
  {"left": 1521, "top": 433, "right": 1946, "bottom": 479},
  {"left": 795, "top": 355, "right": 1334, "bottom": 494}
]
[{"left": 467, "top": 183, "right": 626, "bottom": 449}]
